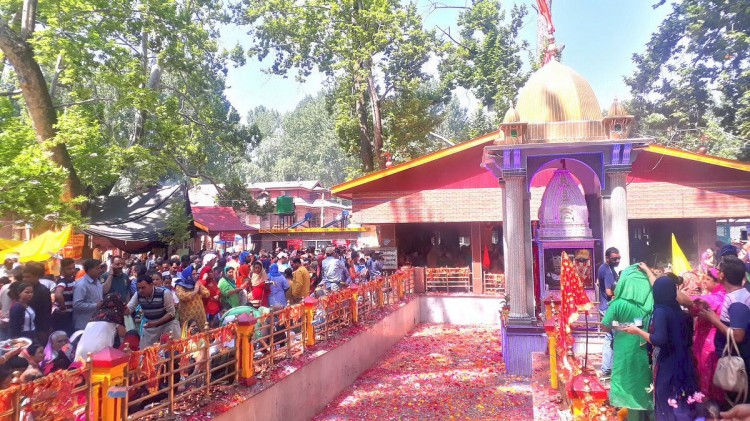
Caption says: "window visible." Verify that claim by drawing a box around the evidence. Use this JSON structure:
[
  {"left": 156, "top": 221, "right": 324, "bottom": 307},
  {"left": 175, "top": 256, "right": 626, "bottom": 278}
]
[
  {"left": 510, "top": 129, "right": 518, "bottom": 137},
  {"left": 613, "top": 123, "right": 622, "bottom": 132}
]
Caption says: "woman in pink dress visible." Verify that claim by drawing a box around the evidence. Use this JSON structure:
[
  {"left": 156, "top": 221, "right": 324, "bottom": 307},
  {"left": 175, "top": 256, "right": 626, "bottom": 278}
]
[{"left": 690, "top": 268, "right": 725, "bottom": 402}]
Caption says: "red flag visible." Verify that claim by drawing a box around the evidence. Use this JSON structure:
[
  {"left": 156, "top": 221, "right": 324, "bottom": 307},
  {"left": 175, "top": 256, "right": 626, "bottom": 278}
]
[
  {"left": 536, "top": 0, "right": 555, "bottom": 34},
  {"left": 558, "top": 251, "right": 592, "bottom": 353},
  {"left": 482, "top": 246, "right": 490, "bottom": 270}
]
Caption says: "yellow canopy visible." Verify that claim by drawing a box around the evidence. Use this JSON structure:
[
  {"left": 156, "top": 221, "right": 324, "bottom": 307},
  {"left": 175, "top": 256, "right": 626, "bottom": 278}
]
[
  {"left": 0, "top": 239, "right": 22, "bottom": 251},
  {"left": 0, "top": 227, "right": 72, "bottom": 263}
]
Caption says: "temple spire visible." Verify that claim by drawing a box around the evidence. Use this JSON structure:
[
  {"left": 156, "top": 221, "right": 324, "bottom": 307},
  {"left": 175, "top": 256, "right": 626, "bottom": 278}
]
[{"left": 536, "top": 0, "right": 557, "bottom": 64}]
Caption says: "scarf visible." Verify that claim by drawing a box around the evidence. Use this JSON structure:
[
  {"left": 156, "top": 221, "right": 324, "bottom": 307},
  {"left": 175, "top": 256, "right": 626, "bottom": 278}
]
[
  {"left": 251, "top": 265, "right": 268, "bottom": 287},
  {"left": 653, "top": 276, "right": 680, "bottom": 311},
  {"left": 222, "top": 266, "right": 237, "bottom": 289},
  {"left": 176, "top": 265, "right": 196, "bottom": 290},
  {"left": 90, "top": 293, "right": 125, "bottom": 326},
  {"left": 610, "top": 264, "right": 654, "bottom": 315},
  {"left": 42, "top": 331, "right": 69, "bottom": 368}
]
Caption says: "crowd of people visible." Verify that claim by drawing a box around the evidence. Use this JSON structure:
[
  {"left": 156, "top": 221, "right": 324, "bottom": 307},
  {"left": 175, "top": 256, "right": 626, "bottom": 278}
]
[
  {"left": 0, "top": 244, "right": 386, "bottom": 392},
  {"left": 598, "top": 242, "right": 750, "bottom": 420}
]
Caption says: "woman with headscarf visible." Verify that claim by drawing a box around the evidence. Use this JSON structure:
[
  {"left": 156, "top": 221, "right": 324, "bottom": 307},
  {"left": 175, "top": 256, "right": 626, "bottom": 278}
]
[
  {"left": 249, "top": 262, "right": 268, "bottom": 307},
  {"left": 41, "top": 330, "right": 71, "bottom": 374},
  {"left": 624, "top": 276, "right": 698, "bottom": 420},
  {"left": 174, "top": 272, "right": 209, "bottom": 332},
  {"left": 201, "top": 269, "right": 223, "bottom": 323},
  {"left": 74, "top": 293, "right": 127, "bottom": 362},
  {"left": 218, "top": 266, "right": 244, "bottom": 309},
  {"left": 601, "top": 264, "right": 655, "bottom": 420},
  {"left": 683, "top": 268, "right": 725, "bottom": 402},
  {"left": 180, "top": 319, "right": 206, "bottom": 387},
  {"left": 267, "top": 264, "right": 290, "bottom": 309},
  {"left": 700, "top": 249, "right": 715, "bottom": 273}
]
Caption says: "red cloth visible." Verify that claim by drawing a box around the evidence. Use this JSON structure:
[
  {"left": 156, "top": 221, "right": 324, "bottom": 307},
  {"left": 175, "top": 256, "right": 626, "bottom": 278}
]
[
  {"left": 203, "top": 281, "right": 222, "bottom": 316},
  {"left": 558, "top": 251, "right": 591, "bottom": 353},
  {"left": 238, "top": 264, "right": 251, "bottom": 283},
  {"left": 482, "top": 246, "right": 490, "bottom": 270}
]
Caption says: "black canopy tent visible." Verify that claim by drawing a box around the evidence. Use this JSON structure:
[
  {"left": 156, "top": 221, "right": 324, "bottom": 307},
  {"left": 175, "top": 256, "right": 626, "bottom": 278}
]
[{"left": 83, "top": 185, "right": 192, "bottom": 253}]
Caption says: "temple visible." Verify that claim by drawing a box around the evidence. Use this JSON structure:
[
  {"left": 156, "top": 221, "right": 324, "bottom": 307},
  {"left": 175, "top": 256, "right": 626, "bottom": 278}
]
[{"left": 332, "top": 45, "right": 750, "bottom": 374}]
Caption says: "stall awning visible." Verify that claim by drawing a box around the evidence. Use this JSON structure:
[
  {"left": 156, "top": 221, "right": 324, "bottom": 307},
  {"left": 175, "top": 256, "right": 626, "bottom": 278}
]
[
  {"left": 0, "top": 227, "right": 72, "bottom": 262},
  {"left": 84, "top": 185, "right": 188, "bottom": 242},
  {"left": 192, "top": 206, "right": 257, "bottom": 235}
]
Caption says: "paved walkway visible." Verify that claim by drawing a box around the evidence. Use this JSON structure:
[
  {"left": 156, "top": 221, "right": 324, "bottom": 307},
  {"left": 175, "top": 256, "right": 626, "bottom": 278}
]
[{"left": 314, "top": 324, "right": 533, "bottom": 420}]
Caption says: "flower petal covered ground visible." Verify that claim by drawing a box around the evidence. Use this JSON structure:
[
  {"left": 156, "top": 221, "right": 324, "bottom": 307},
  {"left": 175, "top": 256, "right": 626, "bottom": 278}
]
[{"left": 314, "top": 323, "right": 533, "bottom": 420}]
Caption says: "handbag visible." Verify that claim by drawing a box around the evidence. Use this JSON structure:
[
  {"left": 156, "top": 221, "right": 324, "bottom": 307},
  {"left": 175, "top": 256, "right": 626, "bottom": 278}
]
[{"left": 713, "top": 328, "right": 749, "bottom": 406}]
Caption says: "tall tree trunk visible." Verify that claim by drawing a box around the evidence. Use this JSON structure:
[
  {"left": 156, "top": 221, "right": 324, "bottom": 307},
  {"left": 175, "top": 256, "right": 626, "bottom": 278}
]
[
  {"left": 355, "top": 84, "right": 374, "bottom": 172},
  {"left": 367, "top": 75, "right": 384, "bottom": 169},
  {"left": 128, "top": 61, "right": 161, "bottom": 147},
  {"left": 0, "top": 17, "right": 83, "bottom": 198}
]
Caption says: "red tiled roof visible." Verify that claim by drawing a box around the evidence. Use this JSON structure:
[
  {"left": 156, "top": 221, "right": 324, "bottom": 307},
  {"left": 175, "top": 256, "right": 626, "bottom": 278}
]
[{"left": 192, "top": 206, "right": 258, "bottom": 234}]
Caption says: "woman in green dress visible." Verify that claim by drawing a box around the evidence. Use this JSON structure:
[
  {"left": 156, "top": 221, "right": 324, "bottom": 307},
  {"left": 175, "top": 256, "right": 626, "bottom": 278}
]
[{"left": 601, "top": 264, "right": 655, "bottom": 420}]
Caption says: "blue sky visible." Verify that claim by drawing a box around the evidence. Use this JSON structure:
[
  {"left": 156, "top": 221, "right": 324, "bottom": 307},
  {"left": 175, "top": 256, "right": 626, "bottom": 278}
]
[{"left": 221, "top": 0, "right": 671, "bottom": 117}]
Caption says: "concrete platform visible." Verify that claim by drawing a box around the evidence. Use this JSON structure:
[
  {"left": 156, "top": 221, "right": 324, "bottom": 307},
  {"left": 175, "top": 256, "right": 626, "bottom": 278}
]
[{"left": 216, "top": 294, "right": 506, "bottom": 421}]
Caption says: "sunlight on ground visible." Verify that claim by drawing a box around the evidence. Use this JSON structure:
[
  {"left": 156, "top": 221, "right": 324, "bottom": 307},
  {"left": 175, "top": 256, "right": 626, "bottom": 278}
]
[{"left": 313, "top": 324, "right": 532, "bottom": 420}]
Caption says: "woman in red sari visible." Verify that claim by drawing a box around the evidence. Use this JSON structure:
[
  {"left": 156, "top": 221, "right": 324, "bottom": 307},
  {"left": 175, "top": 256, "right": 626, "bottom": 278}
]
[
  {"left": 249, "top": 262, "right": 268, "bottom": 307},
  {"left": 690, "top": 268, "right": 726, "bottom": 402}
]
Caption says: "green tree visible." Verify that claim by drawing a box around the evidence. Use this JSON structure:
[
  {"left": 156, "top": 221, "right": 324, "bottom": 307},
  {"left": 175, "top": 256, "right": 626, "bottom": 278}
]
[
  {"left": 246, "top": 93, "right": 360, "bottom": 186},
  {"left": 438, "top": 0, "right": 529, "bottom": 120},
  {"left": 241, "top": 0, "right": 443, "bottom": 172},
  {"left": 0, "top": 0, "right": 260, "bottom": 225},
  {"left": 625, "top": 0, "right": 750, "bottom": 161}
]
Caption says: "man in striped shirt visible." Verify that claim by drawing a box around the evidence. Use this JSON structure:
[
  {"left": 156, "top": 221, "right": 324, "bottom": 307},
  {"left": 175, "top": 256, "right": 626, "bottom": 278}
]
[
  {"left": 125, "top": 275, "right": 180, "bottom": 348},
  {"left": 52, "top": 258, "right": 77, "bottom": 335}
]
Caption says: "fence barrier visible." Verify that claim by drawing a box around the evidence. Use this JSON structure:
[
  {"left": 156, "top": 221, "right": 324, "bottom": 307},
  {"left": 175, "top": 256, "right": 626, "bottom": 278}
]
[
  {"left": 425, "top": 267, "right": 472, "bottom": 292},
  {"left": 0, "top": 268, "right": 416, "bottom": 421}
]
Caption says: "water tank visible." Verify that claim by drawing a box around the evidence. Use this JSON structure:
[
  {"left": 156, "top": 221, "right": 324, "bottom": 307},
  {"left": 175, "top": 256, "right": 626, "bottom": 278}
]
[{"left": 276, "top": 196, "right": 295, "bottom": 215}]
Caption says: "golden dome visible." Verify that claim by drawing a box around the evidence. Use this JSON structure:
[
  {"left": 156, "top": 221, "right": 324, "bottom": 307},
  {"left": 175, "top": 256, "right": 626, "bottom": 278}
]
[
  {"left": 503, "top": 106, "right": 521, "bottom": 123},
  {"left": 516, "top": 60, "right": 603, "bottom": 123},
  {"left": 607, "top": 98, "right": 628, "bottom": 116}
]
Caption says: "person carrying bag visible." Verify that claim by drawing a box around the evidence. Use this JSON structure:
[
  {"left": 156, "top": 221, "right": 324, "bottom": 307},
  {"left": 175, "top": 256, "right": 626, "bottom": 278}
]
[{"left": 714, "top": 328, "right": 749, "bottom": 406}]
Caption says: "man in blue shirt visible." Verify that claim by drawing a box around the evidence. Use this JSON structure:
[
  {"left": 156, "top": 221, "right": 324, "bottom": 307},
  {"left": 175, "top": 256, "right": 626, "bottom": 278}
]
[{"left": 597, "top": 247, "right": 620, "bottom": 378}]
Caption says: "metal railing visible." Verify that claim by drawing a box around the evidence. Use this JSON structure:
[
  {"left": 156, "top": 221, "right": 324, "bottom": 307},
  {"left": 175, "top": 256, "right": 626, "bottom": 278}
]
[
  {"left": 252, "top": 306, "right": 305, "bottom": 376},
  {"left": 0, "top": 366, "right": 93, "bottom": 421},
  {"left": 482, "top": 273, "right": 506, "bottom": 296},
  {"left": 124, "top": 324, "right": 237, "bottom": 420},
  {"left": 425, "top": 267, "right": 472, "bottom": 292},
  {"left": 3, "top": 267, "right": 417, "bottom": 421}
]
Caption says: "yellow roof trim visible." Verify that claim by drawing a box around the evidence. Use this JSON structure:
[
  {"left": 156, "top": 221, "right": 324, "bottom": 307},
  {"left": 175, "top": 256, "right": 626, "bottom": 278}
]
[
  {"left": 259, "top": 227, "right": 369, "bottom": 234},
  {"left": 646, "top": 145, "right": 750, "bottom": 173},
  {"left": 194, "top": 221, "right": 210, "bottom": 232},
  {"left": 332, "top": 130, "right": 500, "bottom": 195}
]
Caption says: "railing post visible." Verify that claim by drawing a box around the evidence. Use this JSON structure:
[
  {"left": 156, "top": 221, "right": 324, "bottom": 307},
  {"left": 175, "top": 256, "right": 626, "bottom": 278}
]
[
  {"left": 397, "top": 272, "right": 405, "bottom": 300},
  {"left": 90, "top": 347, "right": 130, "bottom": 421},
  {"left": 236, "top": 313, "right": 258, "bottom": 386},
  {"left": 350, "top": 284, "right": 360, "bottom": 324},
  {"left": 544, "top": 320, "right": 558, "bottom": 389},
  {"left": 376, "top": 278, "right": 384, "bottom": 308},
  {"left": 304, "top": 296, "right": 318, "bottom": 348}
]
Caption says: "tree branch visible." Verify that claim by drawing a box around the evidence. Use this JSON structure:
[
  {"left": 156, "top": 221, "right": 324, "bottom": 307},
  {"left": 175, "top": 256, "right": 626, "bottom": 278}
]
[
  {"left": 0, "top": 89, "right": 21, "bottom": 97},
  {"left": 436, "top": 25, "right": 469, "bottom": 50}
]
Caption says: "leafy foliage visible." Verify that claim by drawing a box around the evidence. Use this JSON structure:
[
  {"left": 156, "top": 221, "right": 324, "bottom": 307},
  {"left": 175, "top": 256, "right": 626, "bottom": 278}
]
[
  {"left": 160, "top": 199, "right": 193, "bottom": 247},
  {"left": 240, "top": 0, "right": 446, "bottom": 171},
  {"left": 625, "top": 0, "right": 750, "bottom": 160},
  {"left": 439, "top": 0, "right": 530, "bottom": 119},
  {"left": 0, "top": 0, "right": 261, "bottom": 226},
  {"left": 215, "top": 178, "right": 275, "bottom": 215},
  {"left": 245, "top": 93, "right": 361, "bottom": 186}
]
